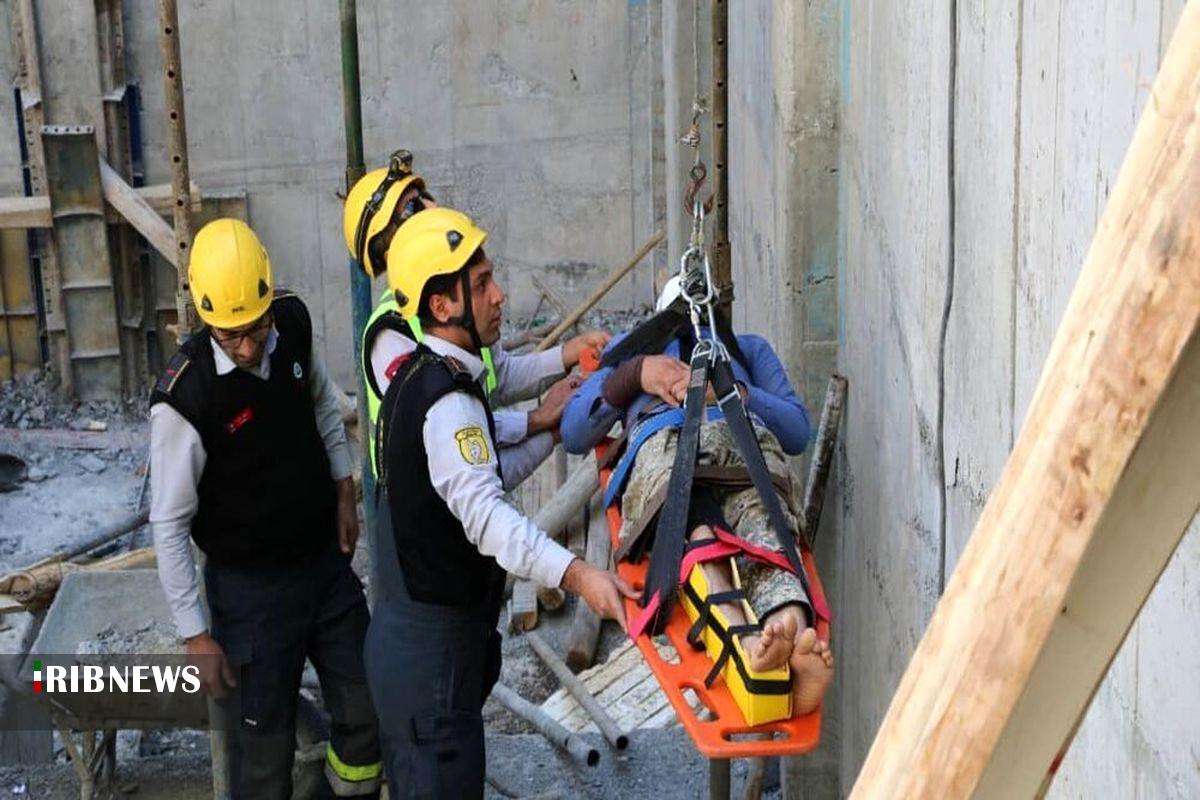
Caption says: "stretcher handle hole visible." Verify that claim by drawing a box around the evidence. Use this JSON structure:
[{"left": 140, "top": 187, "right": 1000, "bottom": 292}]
[
  {"left": 721, "top": 728, "right": 791, "bottom": 743},
  {"left": 681, "top": 685, "right": 719, "bottom": 721}
]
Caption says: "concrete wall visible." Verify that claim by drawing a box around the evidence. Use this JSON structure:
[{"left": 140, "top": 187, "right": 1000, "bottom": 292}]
[
  {"left": 836, "top": 0, "right": 1199, "bottom": 796},
  {"left": 725, "top": 1, "right": 843, "bottom": 794},
  {"left": 119, "top": 0, "right": 661, "bottom": 387}
]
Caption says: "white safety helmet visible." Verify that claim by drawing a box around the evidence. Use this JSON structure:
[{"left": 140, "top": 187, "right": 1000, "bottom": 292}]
[{"left": 655, "top": 275, "right": 683, "bottom": 312}]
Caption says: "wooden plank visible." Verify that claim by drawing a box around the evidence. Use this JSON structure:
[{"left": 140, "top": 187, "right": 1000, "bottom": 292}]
[
  {"left": 850, "top": 5, "right": 1200, "bottom": 795},
  {"left": 98, "top": 159, "right": 178, "bottom": 267},
  {"left": 1016, "top": 3, "right": 1165, "bottom": 795},
  {"left": 508, "top": 579, "right": 539, "bottom": 633},
  {"left": 542, "top": 639, "right": 685, "bottom": 734},
  {"left": 565, "top": 501, "right": 610, "bottom": 671},
  {"left": 0, "top": 183, "right": 202, "bottom": 229}
]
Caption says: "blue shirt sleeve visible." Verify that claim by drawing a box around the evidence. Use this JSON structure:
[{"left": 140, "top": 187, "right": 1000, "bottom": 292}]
[
  {"left": 736, "top": 334, "right": 811, "bottom": 455},
  {"left": 561, "top": 333, "right": 630, "bottom": 455}
]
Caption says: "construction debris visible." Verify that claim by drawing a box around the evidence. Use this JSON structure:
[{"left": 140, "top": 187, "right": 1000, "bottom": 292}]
[
  {"left": 0, "top": 547, "right": 155, "bottom": 612},
  {"left": 75, "top": 620, "right": 182, "bottom": 659},
  {"left": 526, "top": 631, "right": 628, "bottom": 751},
  {"left": 491, "top": 683, "right": 601, "bottom": 768},
  {"left": 542, "top": 639, "right": 696, "bottom": 734}
]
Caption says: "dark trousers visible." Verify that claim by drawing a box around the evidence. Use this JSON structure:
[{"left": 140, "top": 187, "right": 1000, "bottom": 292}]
[
  {"left": 206, "top": 549, "right": 381, "bottom": 799},
  {"left": 363, "top": 500, "right": 502, "bottom": 800}
]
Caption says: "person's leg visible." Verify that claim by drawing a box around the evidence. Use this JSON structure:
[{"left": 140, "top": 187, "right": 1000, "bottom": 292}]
[
  {"left": 365, "top": 611, "right": 490, "bottom": 800},
  {"left": 685, "top": 522, "right": 795, "bottom": 673},
  {"left": 206, "top": 563, "right": 309, "bottom": 800},
  {"left": 308, "top": 561, "right": 382, "bottom": 798},
  {"left": 726, "top": 486, "right": 834, "bottom": 715}
]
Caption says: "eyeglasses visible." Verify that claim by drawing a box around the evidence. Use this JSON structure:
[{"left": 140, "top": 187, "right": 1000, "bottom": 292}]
[{"left": 211, "top": 314, "right": 273, "bottom": 348}]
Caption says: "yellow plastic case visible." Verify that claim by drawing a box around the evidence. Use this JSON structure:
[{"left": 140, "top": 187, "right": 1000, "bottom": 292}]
[{"left": 680, "top": 558, "right": 792, "bottom": 726}]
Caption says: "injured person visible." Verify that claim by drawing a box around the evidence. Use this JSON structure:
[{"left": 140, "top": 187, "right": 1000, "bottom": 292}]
[{"left": 561, "top": 277, "right": 834, "bottom": 719}]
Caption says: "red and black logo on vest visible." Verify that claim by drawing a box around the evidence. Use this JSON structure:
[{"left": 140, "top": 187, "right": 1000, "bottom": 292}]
[
  {"left": 384, "top": 353, "right": 413, "bottom": 382},
  {"left": 225, "top": 406, "right": 255, "bottom": 434}
]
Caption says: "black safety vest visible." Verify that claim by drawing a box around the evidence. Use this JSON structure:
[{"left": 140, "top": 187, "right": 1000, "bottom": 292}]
[
  {"left": 150, "top": 293, "right": 337, "bottom": 566},
  {"left": 375, "top": 344, "right": 506, "bottom": 618}
]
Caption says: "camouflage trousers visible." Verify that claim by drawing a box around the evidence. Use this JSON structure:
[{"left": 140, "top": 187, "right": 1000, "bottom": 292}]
[{"left": 618, "top": 418, "right": 812, "bottom": 623}]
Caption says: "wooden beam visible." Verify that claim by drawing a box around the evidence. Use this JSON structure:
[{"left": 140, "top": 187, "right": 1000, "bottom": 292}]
[
  {"left": 99, "top": 159, "right": 178, "bottom": 266},
  {"left": 851, "top": 5, "right": 1200, "bottom": 798},
  {"left": 0, "top": 183, "right": 202, "bottom": 230},
  {"left": 0, "top": 197, "right": 51, "bottom": 229},
  {"left": 566, "top": 501, "right": 611, "bottom": 671}
]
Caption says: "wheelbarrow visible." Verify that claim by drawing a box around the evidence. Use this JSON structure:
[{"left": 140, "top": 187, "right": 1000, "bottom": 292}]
[{"left": 22, "top": 570, "right": 208, "bottom": 799}]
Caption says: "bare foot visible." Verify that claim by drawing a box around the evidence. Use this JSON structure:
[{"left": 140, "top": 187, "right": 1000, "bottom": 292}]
[
  {"left": 746, "top": 612, "right": 797, "bottom": 673},
  {"left": 790, "top": 627, "right": 835, "bottom": 715}
]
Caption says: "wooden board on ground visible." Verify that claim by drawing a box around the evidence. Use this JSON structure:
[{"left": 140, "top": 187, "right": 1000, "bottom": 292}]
[{"left": 541, "top": 638, "right": 702, "bottom": 734}]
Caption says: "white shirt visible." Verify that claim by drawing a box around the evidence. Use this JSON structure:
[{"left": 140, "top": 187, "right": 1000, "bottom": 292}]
[
  {"left": 417, "top": 333, "right": 577, "bottom": 590},
  {"left": 150, "top": 328, "right": 352, "bottom": 639},
  {"left": 369, "top": 328, "right": 564, "bottom": 489}
]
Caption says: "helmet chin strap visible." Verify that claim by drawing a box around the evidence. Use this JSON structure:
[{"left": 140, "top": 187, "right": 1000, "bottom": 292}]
[{"left": 443, "top": 269, "right": 484, "bottom": 352}]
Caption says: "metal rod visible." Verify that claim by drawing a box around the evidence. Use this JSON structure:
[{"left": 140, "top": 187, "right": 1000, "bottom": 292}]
[
  {"left": 535, "top": 230, "right": 664, "bottom": 352},
  {"left": 710, "top": 0, "right": 732, "bottom": 318},
  {"left": 709, "top": 758, "right": 731, "bottom": 800},
  {"left": 526, "top": 631, "right": 628, "bottom": 750},
  {"left": 491, "top": 683, "right": 600, "bottom": 767},
  {"left": 157, "top": 0, "right": 198, "bottom": 338},
  {"left": 339, "top": 0, "right": 376, "bottom": 601},
  {"left": 801, "top": 374, "right": 848, "bottom": 542},
  {"left": 61, "top": 508, "right": 150, "bottom": 561}
]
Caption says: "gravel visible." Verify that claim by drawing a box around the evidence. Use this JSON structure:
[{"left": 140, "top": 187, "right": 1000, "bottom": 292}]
[{"left": 74, "top": 620, "right": 183, "bottom": 660}]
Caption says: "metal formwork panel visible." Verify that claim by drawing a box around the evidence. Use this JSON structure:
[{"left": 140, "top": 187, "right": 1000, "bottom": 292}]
[
  {"left": 0, "top": 229, "right": 40, "bottom": 380},
  {"left": 41, "top": 125, "right": 121, "bottom": 399}
]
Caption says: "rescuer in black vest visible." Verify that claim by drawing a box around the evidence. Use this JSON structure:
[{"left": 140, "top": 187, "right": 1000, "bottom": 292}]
[
  {"left": 365, "top": 207, "right": 636, "bottom": 797},
  {"left": 149, "top": 219, "right": 381, "bottom": 798}
]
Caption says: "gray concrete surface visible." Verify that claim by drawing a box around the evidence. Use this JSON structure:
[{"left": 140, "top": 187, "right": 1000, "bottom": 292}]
[
  {"left": 830, "top": 0, "right": 1200, "bottom": 796},
  {"left": 117, "top": 0, "right": 665, "bottom": 388}
]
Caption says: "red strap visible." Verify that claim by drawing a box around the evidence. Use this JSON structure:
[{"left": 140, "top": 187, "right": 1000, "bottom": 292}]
[
  {"left": 679, "top": 541, "right": 742, "bottom": 582},
  {"left": 629, "top": 529, "right": 830, "bottom": 639},
  {"left": 384, "top": 353, "right": 413, "bottom": 382},
  {"left": 628, "top": 591, "right": 663, "bottom": 639},
  {"left": 711, "top": 527, "right": 795, "bottom": 573}
]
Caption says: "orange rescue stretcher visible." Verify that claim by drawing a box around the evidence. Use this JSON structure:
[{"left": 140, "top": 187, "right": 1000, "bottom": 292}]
[{"left": 594, "top": 437, "right": 832, "bottom": 760}]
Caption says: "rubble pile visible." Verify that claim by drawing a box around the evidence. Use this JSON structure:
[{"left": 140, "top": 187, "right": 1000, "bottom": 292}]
[
  {"left": 0, "top": 368, "right": 147, "bottom": 431},
  {"left": 75, "top": 621, "right": 182, "bottom": 660}
]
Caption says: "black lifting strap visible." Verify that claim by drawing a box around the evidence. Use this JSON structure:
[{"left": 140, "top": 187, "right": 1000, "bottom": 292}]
[
  {"left": 600, "top": 298, "right": 748, "bottom": 371},
  {"left": 639, "top": 347, "right": 711, "bottom": 635},
  {"left": 709, "top": 353, "right": 812, "bottom": 600}
]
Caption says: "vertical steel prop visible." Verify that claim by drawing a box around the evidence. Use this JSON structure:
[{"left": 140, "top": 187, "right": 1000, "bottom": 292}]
[
  {"left": 158, "top": 5, "right": 224, "bottom": 795},
  {"left": 158, "top": 0, "right": 198, "bottom": 338},
  {"left": 710, "top": 0, "right": 732, "bottom": 318},
  {"left": 339, "top": 0, "right": 376, "bottom": 596}
]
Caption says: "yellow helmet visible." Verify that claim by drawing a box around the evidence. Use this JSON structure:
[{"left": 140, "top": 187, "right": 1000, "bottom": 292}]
[
  {"left": 386, "top": 207, "right": 488, "bottom": 323},
  {"left": 189, "top": 218, "right": 273, "bottom": 329},
  {"left": 342, "top": 149, "right": 428, "bottom": 278}
]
